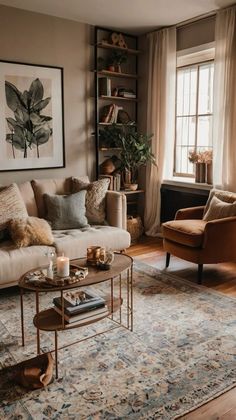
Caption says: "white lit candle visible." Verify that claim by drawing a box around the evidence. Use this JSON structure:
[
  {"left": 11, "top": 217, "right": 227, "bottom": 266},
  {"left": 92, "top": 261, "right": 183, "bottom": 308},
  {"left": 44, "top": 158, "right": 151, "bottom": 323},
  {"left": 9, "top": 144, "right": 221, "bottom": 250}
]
[{"left": 57, "top": 255, "right": 70, "bottom": 277}]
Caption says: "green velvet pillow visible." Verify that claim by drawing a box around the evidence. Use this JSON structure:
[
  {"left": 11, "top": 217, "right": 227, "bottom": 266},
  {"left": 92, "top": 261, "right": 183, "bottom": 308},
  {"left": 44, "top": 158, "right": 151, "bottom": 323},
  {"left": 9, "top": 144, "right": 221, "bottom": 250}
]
[{"left": 44, "top": 191, "right": 89, "bottom": 230}]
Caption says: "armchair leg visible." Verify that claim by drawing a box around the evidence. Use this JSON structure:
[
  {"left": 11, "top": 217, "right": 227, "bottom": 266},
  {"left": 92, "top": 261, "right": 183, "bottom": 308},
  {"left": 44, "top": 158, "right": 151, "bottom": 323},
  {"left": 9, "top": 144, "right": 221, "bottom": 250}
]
[
  {"left": 165, "top": 253, "right": 170, "bottom": 268},
  {"left": 198, "top": 264, "right": 203, "bottom": 284}
]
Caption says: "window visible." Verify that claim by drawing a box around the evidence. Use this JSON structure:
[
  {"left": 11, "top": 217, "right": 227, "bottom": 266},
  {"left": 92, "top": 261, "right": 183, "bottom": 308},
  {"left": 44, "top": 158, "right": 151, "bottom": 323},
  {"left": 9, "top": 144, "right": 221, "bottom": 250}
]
[{"left": 174, "top": 60, "right": 214, "bottom": 177}]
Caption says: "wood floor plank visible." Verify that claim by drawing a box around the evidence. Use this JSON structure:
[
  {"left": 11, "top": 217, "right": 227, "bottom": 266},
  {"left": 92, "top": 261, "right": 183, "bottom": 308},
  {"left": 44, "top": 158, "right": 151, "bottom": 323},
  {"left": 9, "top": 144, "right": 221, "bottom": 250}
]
[{"left": 127, "top": 235, "right": 236, "bottom": 419}]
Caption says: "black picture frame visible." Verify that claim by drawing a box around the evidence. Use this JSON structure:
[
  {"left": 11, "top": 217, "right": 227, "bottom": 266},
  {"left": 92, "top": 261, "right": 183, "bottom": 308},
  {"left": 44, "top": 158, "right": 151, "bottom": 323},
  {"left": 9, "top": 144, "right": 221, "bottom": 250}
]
[{"left": 0, "top": 60, "right": 65, "bottom": 171}]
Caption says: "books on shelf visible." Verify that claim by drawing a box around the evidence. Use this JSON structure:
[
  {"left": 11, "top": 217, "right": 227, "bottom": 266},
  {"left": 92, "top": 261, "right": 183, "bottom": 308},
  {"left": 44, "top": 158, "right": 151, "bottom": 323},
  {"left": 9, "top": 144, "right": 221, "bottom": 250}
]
[
  {"left": 53, "top": 289, "right": 105, "bottom": 316},
  {"left": 54, "top": 305, "right": 109, "bottom": 324},
  {"left": 100, "top": 104, "right": 123, "bottom": 124},
  {"left": 99, "top": 173, "right": 121, "bottom": 191},
  {"left": 99, "top": 77, "right": 111, "bottom": 96}
]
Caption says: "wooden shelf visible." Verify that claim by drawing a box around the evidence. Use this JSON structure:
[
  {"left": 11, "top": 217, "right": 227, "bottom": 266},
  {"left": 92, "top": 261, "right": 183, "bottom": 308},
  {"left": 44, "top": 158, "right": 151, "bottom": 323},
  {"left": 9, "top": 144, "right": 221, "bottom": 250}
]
[
  {"left": 99, "top": 95, "right": 138, "bottom": 102},
  {"left": 33, "top": 296, "right": 122, "bottom": 332},
  {"left": 99, "top": 147, "right": 122, "bottom": 151},
  {"left": 97, "top": 70, "right": 138, "bottom": 79},
  {"left": 96, "top": 41, "right": 140, "bottom": 55},
  {"left": 98, "top": 122, "right": 137, "bottom": 126},
  {"left": 121, "top": 189, "right": 144, "bottom": 195}
]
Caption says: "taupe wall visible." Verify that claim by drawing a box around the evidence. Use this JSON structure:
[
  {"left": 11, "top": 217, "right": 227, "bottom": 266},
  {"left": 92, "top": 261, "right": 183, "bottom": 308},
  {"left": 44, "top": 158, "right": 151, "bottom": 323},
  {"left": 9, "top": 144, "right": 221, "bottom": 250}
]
[{"left": 0, "top": 5, "right": 94, "bottom": 185}]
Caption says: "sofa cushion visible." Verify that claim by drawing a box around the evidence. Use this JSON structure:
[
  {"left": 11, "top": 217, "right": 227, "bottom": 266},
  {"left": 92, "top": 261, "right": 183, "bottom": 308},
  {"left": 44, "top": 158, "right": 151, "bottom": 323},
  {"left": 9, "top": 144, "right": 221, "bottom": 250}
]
[
  {"left": 0, "top": 184, "right": 28, "bottom": 232},
  {"left": 53, "top": 226, "right": 130, "bottom": 260},
  {"left": 18, "top": 182, "right": 38, "bottom": 217},
  {"left": 72, "top": 177, "right": 110, "bottom": 224},
  {"left": 162, "top": 219, "right": 206, "bottom": 248},
  {"left": 44, "top": 191, "right": 89, "bottom": 229},
  {"left": 0, "top": 241, "right": 55, "bottom": 287},
  {"left": 203, "top": 195, "right": 236, "bottom": 221},
  {"left": 9, "top": 217, "right": 54, "bottom": 248},
  {"left": 31, "top": 178, "right": 72, "bottom": 218}
]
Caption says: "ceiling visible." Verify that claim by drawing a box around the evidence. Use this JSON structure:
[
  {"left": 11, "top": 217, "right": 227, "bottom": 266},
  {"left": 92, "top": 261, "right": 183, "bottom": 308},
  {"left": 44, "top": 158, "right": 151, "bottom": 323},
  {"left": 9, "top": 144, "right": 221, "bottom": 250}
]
[{"left": 0, "top": 0, "right": 234, "bottom": 33}]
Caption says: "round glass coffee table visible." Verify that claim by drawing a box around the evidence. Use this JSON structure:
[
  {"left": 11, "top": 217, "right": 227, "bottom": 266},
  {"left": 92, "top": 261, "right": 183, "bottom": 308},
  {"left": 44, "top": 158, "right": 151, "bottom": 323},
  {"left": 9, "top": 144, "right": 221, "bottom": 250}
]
[{"left": 19, "top": 253, "right": 133, "bottom": 378}]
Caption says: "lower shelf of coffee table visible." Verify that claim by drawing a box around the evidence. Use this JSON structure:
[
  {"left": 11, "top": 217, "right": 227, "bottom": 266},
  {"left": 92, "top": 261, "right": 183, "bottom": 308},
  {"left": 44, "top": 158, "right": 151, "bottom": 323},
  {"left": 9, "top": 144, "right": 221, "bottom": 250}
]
[{"left": 33, "top": 297, "right": 122, "bottom": 331}]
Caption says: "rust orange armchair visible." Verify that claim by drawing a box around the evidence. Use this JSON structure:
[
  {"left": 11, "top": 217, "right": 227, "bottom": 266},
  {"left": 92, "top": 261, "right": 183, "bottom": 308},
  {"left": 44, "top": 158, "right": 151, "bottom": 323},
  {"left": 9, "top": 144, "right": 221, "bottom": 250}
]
[{"left": 162, "top": 190, "right": 236, "bottom": 284}]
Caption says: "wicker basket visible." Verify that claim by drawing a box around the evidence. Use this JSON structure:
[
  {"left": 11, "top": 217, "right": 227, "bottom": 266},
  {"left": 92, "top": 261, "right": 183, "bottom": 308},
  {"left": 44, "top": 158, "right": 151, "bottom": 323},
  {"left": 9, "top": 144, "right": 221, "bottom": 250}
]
[{"left": 127, "top": 216, "right": 143, "bottom": 243}]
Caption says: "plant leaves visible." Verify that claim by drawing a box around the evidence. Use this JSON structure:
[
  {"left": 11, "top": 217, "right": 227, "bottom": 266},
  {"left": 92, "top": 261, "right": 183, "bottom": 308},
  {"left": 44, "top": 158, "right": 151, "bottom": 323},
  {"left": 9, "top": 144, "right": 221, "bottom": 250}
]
[
  {"left": 14, "top": 108, "right": 30, "bottom": 124},
  {"left": 32, "top": 97, "right": 51, "bottom": 112},
  {"left": 33, "top": 127, "right": 50, "bottom": 145},
  {"left": 29, "top": 78, "right": 44, "bottom": 106},
  {"left": 6, "top": 117, "right": 18, "bottom": 131},
  {"left": 5, "top": 81, "right": 27, "bottom": 112},
  {"left": 6, "top": 126, "right": 26, "bottom": 151}
]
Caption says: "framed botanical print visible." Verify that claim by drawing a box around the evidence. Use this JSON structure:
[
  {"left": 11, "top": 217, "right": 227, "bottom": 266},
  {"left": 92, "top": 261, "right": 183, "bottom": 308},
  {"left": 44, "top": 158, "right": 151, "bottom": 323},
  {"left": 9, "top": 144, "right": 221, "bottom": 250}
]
[{"left": 0, "top": 60, "right": 65, "bottom": 171}]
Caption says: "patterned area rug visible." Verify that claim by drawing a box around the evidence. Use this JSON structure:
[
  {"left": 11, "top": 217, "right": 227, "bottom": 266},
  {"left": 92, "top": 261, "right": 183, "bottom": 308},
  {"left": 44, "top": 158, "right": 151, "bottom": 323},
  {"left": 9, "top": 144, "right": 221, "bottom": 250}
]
[{"left": 1, "top": 261, "right": 236, "bottom": 419}]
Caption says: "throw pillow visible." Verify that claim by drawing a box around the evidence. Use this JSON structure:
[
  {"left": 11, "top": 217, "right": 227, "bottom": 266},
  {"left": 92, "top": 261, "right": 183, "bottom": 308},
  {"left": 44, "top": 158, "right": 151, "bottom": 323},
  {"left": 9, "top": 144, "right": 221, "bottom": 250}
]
[
  {"left": 44, "top": 190, "right": 89, "bottom": 230},
  {"left": 72, "top": 177, "right": 110, "bottom": 224},
  {"left": 9, "top": 217, "right": 54, "bottom": 248},
  {"left": 203, "top": 195, "right": 236, "bottom": 221},
  {"left": 0, "top": 183, "right": 28, "bottom": 231}
]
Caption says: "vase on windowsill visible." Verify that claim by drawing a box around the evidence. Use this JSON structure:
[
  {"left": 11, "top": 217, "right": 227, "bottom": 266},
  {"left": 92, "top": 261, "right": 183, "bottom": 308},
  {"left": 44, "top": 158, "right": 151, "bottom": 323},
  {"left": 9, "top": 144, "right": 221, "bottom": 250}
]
[
  {"left": 206, "top": 163, "right": 213, "bottom": 185},
  {"left": 195, "top": 162, "right": 206, "bottom": 183}
]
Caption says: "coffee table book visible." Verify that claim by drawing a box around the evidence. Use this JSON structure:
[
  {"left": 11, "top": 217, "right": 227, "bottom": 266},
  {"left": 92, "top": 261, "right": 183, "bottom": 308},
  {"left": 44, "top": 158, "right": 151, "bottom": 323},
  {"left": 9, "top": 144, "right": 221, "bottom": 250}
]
[
  {"left": 54, "top": 305, "right": 109, "bottom": 324},
  {"left": 53, "top": 290, "right": 105, "bottom": 316}
]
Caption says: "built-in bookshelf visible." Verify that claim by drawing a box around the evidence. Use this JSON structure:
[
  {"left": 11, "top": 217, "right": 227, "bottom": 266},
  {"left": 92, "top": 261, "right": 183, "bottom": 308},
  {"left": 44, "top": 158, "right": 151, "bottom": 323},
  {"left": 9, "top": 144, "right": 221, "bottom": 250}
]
[{"left": 94, "top": 26, "right": 139, "bottom": 180}]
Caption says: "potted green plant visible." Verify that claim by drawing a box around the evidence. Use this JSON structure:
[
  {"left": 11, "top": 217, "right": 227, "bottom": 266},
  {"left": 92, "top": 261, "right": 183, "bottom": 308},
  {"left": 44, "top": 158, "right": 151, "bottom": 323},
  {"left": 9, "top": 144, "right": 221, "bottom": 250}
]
[
  {"left": 108, "top": 50, "right": 128, "bottom": 73},
  {"left": 115, "top": 127, "right": 155, "bottom": 190}
]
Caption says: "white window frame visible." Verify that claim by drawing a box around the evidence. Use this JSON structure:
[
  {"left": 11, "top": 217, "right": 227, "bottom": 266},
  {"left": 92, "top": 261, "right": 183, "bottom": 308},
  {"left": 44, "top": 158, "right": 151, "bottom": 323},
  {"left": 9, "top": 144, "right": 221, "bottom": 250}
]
[{"left": 173, "top": 43, "right": 215, "bottom": 178}]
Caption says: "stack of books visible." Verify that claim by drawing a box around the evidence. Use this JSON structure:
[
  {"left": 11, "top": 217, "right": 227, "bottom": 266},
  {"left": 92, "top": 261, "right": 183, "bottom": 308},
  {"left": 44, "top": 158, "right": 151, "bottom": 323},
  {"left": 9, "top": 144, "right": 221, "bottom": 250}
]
[
  {"left": 99, "top": 77, "right": 111, "bottom": 96},
  {"left": 53, "top": 289, "right": 108, "bottom": 324},
  {"left": 99, "top": 174, "right": 121, "bottom": 191},
  {"left": 100, "top": 104, "right": 123, "bottom": 124},
  {"left": 118, "top": 88, "right": 136, "bottom": 99}
]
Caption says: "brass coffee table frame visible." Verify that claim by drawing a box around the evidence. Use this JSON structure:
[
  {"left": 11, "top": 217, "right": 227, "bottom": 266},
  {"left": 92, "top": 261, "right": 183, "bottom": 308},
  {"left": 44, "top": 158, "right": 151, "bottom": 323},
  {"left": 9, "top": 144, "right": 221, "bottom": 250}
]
[{"left": 19, "top": 254, "right": 133, "bottom": 378}]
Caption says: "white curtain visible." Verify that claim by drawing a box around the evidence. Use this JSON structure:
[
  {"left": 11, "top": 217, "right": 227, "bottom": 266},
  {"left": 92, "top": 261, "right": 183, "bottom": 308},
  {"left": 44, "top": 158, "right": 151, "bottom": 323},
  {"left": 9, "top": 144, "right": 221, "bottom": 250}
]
[
  {"left": 144, "top": 27, "right": 176, "bottom": 236},
  {"left": 213, "top": 6, "right": 236, "bottom": 190}
]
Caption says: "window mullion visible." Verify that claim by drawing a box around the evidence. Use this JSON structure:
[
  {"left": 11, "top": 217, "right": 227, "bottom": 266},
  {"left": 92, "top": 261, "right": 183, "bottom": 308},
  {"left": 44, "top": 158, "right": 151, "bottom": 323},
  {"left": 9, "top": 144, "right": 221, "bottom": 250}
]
[{"left": 195, "top": 64, "right": 200, "bottom": 153}]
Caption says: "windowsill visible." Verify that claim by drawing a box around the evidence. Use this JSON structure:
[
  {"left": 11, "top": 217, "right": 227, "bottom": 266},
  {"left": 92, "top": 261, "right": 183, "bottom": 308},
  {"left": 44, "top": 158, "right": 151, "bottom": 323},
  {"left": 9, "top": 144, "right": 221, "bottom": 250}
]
[{"left": 163, "top": 177, "right": 213, "bottom": 190}]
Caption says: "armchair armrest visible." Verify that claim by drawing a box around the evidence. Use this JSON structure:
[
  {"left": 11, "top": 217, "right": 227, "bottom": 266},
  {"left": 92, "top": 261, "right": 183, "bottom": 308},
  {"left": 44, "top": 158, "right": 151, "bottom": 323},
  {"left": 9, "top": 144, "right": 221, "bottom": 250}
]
[
  {"left": 175, "top": 206, "right": 205, "bottom": 220},
  {"left": 203, "top": 216, "right": 236, "bottom": 250},
  {"left": 106, "top": 191, "right": 127, "bottom": 230}
]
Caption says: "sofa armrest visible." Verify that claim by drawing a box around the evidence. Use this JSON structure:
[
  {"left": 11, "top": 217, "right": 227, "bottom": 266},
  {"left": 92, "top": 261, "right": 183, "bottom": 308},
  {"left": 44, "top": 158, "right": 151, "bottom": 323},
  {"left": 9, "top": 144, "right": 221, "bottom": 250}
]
[
  {"left": 106, "top": 191, "right": 127, "bottom": 230},
  {"left": 175, "top": 206, "right": 205, "bottom": 220},
  {"left": 203, "top": 216, "right": 236, "bottom": 249}
]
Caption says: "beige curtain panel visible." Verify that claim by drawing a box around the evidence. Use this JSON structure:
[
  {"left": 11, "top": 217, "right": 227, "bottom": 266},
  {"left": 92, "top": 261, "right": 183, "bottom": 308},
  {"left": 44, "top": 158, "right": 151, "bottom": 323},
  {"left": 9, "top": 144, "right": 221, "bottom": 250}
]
[
  {"left": 213, "top": 5, "right": 236, "bottom": 190},
  {"left": 144, "top": 27, "right": 176, "bottom": 236}
]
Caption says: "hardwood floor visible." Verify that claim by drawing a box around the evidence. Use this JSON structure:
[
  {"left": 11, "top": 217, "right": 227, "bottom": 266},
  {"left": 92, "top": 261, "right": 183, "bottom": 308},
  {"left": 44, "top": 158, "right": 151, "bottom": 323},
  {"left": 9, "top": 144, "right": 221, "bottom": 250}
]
[{"left": 127, "top": 235, "right": 236, "bottom": 420}]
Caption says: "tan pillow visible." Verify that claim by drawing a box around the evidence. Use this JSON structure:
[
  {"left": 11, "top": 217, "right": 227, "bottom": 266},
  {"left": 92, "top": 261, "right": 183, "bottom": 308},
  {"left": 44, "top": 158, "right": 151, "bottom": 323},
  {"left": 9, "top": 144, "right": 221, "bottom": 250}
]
[
  {"left": 0, "top": 183, "right": 28, "bottom": 231},
  {"left": 203, "top": 195, "right": 236, "bottom": 221},
  {"left": 9, "top": 217, "right": 54, "bottom": 248},
  {"left": 72, "top": 178, "right": 110, "bottom": 224}
]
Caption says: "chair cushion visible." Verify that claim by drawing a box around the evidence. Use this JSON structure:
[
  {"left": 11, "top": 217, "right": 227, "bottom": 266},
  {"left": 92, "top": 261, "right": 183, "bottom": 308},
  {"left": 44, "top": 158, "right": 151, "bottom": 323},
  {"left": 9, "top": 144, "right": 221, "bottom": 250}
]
[
  {"left": 203, "top": 195, "right": 236, "bottom": 221},
  {"left": 204, "top": 188, "right": 236, "bottom": 216},
  {"left": 162, "top": 219, "right": 207, "bottom": 248}
]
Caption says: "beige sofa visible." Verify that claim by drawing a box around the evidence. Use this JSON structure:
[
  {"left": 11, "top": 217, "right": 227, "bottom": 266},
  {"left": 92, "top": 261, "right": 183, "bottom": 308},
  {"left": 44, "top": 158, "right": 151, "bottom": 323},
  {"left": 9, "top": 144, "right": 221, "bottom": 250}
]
[{"left": 0, "top": 177, "right": 130, "bottom": 289}]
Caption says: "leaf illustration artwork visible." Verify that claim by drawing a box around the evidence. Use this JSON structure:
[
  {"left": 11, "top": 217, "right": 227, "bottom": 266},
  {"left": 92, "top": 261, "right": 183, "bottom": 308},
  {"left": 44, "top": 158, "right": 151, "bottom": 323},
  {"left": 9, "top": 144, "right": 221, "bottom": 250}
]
[{"left": 5, "top": 77, "right": 52, "bottom": 158}]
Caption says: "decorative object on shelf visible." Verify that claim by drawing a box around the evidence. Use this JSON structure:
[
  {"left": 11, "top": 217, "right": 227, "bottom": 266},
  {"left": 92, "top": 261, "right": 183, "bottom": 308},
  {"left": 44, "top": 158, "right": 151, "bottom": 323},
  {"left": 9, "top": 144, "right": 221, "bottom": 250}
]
[
  {"left": 98, "top": 249, "right": 115, "bottom": 270},
  {"left": 57, "top": 255, "right": 70, "bottom": 277},
  {"left": 127, "top": 215, "right": 144, "bottom": 243},
  {"left": 188, "top": 149, "right": 213, "bottom": 184},
  {"left": 99, "top": 155, "right": 121, "bottom": 175},
  {"left": 0, "top": 60, "right": 64, "bottom": 172},
  {"left": 87, "top": 246, "right": 106, "bottom": 266},
  {"left": 110, "top": 32, "right": 128, "bottom": 48},
  {"left": 116, "top": 109, "right": 134, "bottom": 124},
  {"left": 115, "top": 127, "right": 155, "bottom": 188},
  {"left": 108, "top": 50, "right": 128, "bottom": 73}
]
